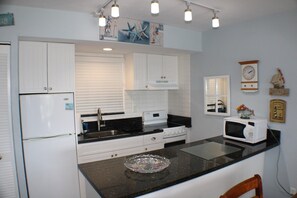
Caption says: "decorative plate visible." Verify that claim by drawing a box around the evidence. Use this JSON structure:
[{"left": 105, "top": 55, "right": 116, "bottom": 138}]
[{"left": 124, "top": 154, "right": 170, "bottom": 173}]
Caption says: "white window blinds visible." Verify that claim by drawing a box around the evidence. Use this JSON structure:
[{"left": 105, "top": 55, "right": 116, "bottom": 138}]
[
  {"left": 75, "top": 54, "right": 124, "bottom": 115},
  {"left": 0, "top": 44, "right": 19, "bottom": 197}
]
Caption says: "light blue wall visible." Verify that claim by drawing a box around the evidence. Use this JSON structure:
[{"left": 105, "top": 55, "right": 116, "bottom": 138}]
[
  {"left": 164, "top": 25, "right": 202, "bottom": 52},
  {"left": 191, "top": 10, "right": 297, "bottom": 197}
]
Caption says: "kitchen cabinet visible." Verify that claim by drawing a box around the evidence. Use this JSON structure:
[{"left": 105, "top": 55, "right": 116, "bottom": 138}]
[
  {"left": 77, "top": 135, "right": 144, "bottom": 163},
  {"left": 125, "top": 53, "right": 178, "bottom": 90},
  {"left": 19, "top": 41, "right": 75, "bottom": 93},
  {"left": 125, "top": 53, "right": 148, "bottom": 90},
  {"left": 147, "top": 54, "right": 178, "bottom": 89},
  {"left": 77, "top": 133, "right": 165, "bottom": 163},
  {"left": 143, "top": 132, "right": 164, "bottom": 151}
]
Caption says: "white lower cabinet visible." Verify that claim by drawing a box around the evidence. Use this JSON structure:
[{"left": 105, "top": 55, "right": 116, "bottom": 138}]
[
  {"left": 77, "top": 136, "right": 144, "bottom": 163},
  {"left": 77, "top": 133, "right": 164, "bottom": 198},
  {"left": 143, "top": 132, "right": 164, "bottom": 152}
]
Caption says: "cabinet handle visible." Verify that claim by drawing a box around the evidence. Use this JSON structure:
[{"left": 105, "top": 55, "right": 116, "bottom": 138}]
[
  {"left": 145, "top": 148, "right": 148, "bottom": 151},
  {"left": 164, "top": 76, "right": 166, "bottom": 79},
  {"left": 145, "top": 85, "right": 148, "bottom": 88},
  {"left": 0, "top": 154, "right": 2, "bottom": 160},
  {"left": 43, "top": 87, "right": 47, "bottom": 90},
  {"left": 48, "top": 87, "right": 53, "bottom": 91},
  {"left": 115, "top": 154, "right": 118, "bottom": 157},
  {"left": 151, "top": 137, "right": 156, "bottom": 141},
  {"left": 111, "top": 154, "right": 114, "bottom": 157}
]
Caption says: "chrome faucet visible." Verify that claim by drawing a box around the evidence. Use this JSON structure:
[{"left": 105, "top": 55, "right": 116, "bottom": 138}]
[{"left": 97, "top": 108, "right": 102, "bottom": 131}]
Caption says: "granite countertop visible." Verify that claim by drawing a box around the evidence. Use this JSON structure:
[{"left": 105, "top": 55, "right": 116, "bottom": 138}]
[
  {"left": 77, "top": 122, "right": 186, "bottom": 144},
  {"left": 78, "top": 130, "right": 280, "bottom": 198},
  {"left": 77, "top": 129, "right": 163, "bottom": 144}
]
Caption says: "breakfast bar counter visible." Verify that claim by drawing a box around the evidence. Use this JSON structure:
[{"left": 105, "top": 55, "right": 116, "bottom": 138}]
[{"left": 78, "top": 130, "right": 280, "bottom": 198}]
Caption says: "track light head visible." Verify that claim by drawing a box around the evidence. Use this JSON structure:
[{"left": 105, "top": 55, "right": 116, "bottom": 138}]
[
  {"left": 111, "top": 0, "right": 119, "bottom": 18},
  {"left": 212, "top": 11, "right": 220, "bottom": 28},
  {"left": 184, "top": 2, "right": 192, "bottom": 22},
  {"left": 98, "top": 11, "right": 106, "bottom": 27},
  {"left": 151, "top": 0, "right": 159, "bottom": 15}
]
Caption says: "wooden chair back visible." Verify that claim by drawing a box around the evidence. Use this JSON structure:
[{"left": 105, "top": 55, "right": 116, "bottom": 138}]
[{"left": 220, "top": 174, "right": 263, "bottom": 198}]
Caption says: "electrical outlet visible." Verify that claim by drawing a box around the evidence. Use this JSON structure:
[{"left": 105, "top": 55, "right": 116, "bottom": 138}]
[{"left": 290, "top": 187, "right": 296, "bottom": 195}]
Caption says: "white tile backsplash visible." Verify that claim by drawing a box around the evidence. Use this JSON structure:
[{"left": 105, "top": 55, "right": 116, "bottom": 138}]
[
  {"left": 168, "top": 55, "right": 191, "bottom": 117},
  {"left": 125, "top": 90, "right": 168, "bottom": 114}
]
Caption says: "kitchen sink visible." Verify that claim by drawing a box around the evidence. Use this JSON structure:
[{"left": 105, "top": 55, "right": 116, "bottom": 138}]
[{"left": 83, "top": 130, "right": 129, "bottom": 139}]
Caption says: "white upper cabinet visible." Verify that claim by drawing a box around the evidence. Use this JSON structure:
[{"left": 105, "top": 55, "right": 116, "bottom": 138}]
[
  {"left": 147, "top": 54, "right": 178, "bottom": 89},
  {"left": 125, "top": 53, "right": 148, "bottom": 90},
  {"left": 125, "top": 53, "right": 179, "bottom": 90},
  {"left": 19, "top": 41, "right": 75, "bottom": 94}
]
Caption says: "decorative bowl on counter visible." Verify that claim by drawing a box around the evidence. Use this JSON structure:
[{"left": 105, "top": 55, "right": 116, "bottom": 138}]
[{"left": 124, "top": 154, "right": 170, "bottom": 173}]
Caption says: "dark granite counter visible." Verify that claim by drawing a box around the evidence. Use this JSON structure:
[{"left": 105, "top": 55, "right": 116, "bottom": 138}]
[
  {"left": 78, "top": 115, "right": 190, "bottom": 144},
  {"left": 77, "top": 129, "right": 163, "bottom": 144},
  {"left": 78, "top": 130, "right": 280, "bottom": 198}
]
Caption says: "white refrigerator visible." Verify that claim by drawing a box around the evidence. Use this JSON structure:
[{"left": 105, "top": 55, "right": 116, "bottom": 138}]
[{"left": 20, "top": 93, "right": 80, "bottom": 198}]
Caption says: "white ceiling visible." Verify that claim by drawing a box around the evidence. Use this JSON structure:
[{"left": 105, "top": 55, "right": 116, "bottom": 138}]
[
  {"left": 4, "top": 0, "right": 297, "bottom": 54},
  {"left": 3, "top": 0, "right": 297, "bottom": 32}
]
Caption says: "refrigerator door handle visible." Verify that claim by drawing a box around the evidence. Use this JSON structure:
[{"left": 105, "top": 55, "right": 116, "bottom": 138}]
[{"left": 23, "top": 133, "right": 73, "bottom": 141}]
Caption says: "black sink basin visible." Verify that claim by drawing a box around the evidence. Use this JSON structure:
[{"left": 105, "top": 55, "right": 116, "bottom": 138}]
[{"left": 83, "top": 130, "right": 129, "bottom": 139}]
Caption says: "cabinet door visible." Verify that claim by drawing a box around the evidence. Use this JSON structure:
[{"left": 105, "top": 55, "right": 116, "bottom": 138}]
[
  {"left": 19, "top": 41, "right": 47, "bottom": 93},
  {"left": 143, "top": 143, "right": 164, "bottom": 152},
  {"left": 147, "top": 54, "right": 163, "bottom": 83},
  {"left": 143, "top": 132, "right": 164, "bottom": 145},
  {"left": 48, "top": 43, "right": 75, "bottom": 93},
  {"left": 162, "top": 55, "right": 178, "bottom": 84},
  {"left": 133, "top": 53, "right": 148, "bottom": 89},
  {"left": 116, "top": 146, "right": 144, "bottom": 158}
]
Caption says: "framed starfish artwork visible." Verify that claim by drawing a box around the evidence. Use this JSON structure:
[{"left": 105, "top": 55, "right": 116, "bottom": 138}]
[
  {"left": 118, "top": 19, "right": 150, "bottom": 45},
  {"left": 99, "top": 17, "right": 163, "bottom": 46}
]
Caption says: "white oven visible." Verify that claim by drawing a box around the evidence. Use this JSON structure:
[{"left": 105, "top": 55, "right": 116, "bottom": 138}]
[{"left": 143, "top": 110, "right": 187, "bottom": 147}]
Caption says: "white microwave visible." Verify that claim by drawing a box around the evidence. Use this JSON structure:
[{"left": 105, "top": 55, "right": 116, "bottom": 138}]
[{"left": 223, "top": 117, "right": 267, "bottom": 144}]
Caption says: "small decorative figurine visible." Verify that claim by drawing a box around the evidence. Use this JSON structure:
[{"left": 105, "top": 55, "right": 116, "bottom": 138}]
[
  {"left": 269, "top": 68, "right": 289, "bottom": 96},
  {"left": 271, "top": 68, "right": 285, "bottom": 88}
]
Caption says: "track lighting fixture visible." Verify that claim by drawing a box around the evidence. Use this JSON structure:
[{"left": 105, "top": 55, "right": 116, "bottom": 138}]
[
  {"left": 151, "top": 0, "right": 159, "bottom": 15},
  {"left": 184, "top": 2, "right": 192, "bottom": 22},
  {"left": 94, "top": 0, "right": 221, "bottom": 29},
  {"left": 212, "top": 11, "right": 220, "bottom": 28},
  {"left": 111, "top": 0, "right": 120, "bottom": 18}
]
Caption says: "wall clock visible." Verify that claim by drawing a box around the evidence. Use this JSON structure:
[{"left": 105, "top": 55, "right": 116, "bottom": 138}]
[
  {"left": 239, "top": 60, "right": 259, "bottom": 92},
  {"left": 270, "top": 99, "right": 286, "bottom": 123}
]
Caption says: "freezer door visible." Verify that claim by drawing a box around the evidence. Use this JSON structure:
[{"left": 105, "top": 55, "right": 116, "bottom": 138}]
[
  {"left": 23, "top": 134, "right": 80, "bottom": 198},
  {"left": 20, "top": 93, "right": 75, "bottom": 139}
]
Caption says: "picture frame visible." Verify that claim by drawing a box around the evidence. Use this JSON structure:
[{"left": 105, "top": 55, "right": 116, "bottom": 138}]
[{"left": 269, "top": 99, "right": 286, "bottom": 123}]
